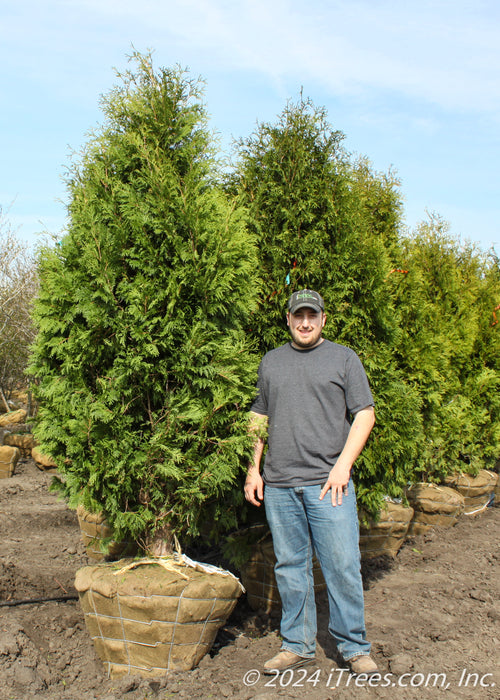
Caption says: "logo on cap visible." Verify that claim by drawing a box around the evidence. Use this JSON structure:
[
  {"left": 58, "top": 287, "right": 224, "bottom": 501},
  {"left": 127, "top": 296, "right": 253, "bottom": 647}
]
[{"left": 287, "top": 289, "right": 325, "bottom": 314}]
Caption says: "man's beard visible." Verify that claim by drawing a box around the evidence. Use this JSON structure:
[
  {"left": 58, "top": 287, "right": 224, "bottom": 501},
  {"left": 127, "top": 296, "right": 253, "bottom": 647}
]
[{"left": 290, "top": 327, "right": 323, "bottom": 348}]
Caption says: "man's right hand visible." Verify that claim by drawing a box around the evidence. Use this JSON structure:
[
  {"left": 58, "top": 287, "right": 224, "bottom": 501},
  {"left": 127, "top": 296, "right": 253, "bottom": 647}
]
[{"left": 244, "top": 470, "right": 264, "bottom": 506}]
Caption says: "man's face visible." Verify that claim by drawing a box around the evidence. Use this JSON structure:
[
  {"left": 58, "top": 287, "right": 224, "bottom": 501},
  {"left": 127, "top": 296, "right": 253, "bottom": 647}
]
[{"left": 286, "top": 307, "right": 326, "bottom": 349}]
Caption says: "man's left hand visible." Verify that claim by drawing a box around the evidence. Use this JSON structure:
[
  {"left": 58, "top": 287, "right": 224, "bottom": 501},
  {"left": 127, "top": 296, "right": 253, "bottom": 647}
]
[{"left": 319, "top": 462, "right": 351, "bottom": 506}]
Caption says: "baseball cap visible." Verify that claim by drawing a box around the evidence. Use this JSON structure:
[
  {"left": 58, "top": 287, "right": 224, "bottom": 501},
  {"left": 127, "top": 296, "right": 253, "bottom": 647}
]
[{"left": 287, "top": 289, "right": 325, "bottom": 314}]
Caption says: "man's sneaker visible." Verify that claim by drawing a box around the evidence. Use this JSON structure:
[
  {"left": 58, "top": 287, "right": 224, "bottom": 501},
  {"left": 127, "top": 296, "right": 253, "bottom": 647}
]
[
  {"left": 263, "top": 650, "right": 314, "bottom": 674},
  {"left": 347, "top": 654, "right": 378, "bottom": 676}
]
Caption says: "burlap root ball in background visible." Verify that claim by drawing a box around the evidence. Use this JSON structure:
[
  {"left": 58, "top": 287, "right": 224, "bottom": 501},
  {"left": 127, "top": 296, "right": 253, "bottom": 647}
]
[
  {"left": 443, "top": 469, "right": 498, "bottom": 515},
  {"left": 239, "top": 529, "right": 326, "bottom": 614},
  {"left": 406, "top": 483, "right": 465, "bottom": 536},
  {"left": 359, "top": 501, "right": 414, "bottom": 559},
  {"left": 0, "top": 445, "right": 21, "bottom": 479},
  {"left": 76, "top": 505, "right": 136, "bottom": 561}
]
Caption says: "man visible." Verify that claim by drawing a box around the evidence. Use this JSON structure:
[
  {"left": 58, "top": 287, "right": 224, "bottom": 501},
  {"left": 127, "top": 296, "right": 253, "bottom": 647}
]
[{"left": 244, "top": 289, "right": 377, "bottom": 676}]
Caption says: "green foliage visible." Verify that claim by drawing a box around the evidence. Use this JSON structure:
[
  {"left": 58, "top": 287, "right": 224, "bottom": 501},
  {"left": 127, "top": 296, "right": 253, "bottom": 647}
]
[
  {"left": 395, "top": 215, "right": 500, "bottom": 480},
  {"left": 229, "top": 97, "right": 423, "bottom": 515},
  {"left": 28, "top": 58, "right": 500, "bottom": 546},
  {"left": 469, "top": 254, "right": 500, "bottom": 464},
  {"left": 29, "top": 52, "right": 260, "bottom": 549}
]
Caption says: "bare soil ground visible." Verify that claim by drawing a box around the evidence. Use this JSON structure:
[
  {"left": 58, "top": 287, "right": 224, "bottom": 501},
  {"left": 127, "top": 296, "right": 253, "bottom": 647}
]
[{"left": 1, "top": 453, "right": 499, "bottom": 700}]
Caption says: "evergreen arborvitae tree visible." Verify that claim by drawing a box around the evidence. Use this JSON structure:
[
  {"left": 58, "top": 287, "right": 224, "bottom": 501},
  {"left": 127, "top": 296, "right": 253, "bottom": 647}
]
[
  {"left": 29, "top": 52, "right": 259, "bottom": 553},
  {"left": 468, "top": 251, "right": 500, "bottom": 467},
  {"left": 229, "top": 98, "right": 423, "bottom": 514},
  {"left": 396, "top": 217, "right": 500, "bottom": 480}
]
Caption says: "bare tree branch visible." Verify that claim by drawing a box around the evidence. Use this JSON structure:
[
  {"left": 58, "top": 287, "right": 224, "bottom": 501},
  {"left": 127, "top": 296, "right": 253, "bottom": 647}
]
[{"left": 0, "top": 207, "right": 39, "bottom": 404}]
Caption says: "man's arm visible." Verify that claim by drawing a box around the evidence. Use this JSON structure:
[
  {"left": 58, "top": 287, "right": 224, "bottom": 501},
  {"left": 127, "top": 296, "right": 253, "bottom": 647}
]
[
  {"left": 319, "top": 406, "right": 375, "bottom": 506},
  {"left": 244, "top": 411, "right": 268, "bottom": 507}
]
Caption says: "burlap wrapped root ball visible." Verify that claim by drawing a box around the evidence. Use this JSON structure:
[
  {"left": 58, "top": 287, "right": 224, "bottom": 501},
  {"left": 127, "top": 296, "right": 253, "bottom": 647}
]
[
  {"left": 406, "top": 483, "right": 465, "bottom": 536},
  {"left": 359, "top": 501, "right": 414, "bottom": 559},
  {"left": 0, "top": 445, "right": 21, "bottom": 479},
  {"left": 3, "top": 432, "right": 36, "bottom": 458},
  {"left": 75, "top": 557, "right": 244, "bottom": 678},
  {"left": 443, "top": 469, "right": 498, "bottom": 515},
  {"left": 239, "top": 528, "right": 326, "bottom": 614},
  {"left": 76, "top": 505, "right": 137, "bottom": 561},
  {"left": 31, "top": 446, "right": 57, "bottom": 471},
  {"left": 0, "top": 409, "right": 27, "bottom": 427}
]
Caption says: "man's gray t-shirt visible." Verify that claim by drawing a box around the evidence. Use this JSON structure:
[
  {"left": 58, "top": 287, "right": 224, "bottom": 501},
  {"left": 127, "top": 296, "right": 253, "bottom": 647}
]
[{"left": 251, "top": 339, "right": 374, "bottom": 487}]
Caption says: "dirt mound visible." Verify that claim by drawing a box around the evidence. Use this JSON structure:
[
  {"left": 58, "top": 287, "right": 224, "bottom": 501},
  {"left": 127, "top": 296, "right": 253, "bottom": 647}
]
[{"left": 1, "top": 456, "right": 499, "bottom": 699}]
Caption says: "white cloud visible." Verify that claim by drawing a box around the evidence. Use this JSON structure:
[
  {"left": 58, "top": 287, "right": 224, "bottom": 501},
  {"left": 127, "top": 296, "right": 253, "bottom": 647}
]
[
  {"left": 117, "top": 0, "right": 500, "bottom": 115},
  {"left": 4, "top": 0, "right": 499, "bottom": 114},
  {"left": 1, "top": 0, "right": 499, "bottom": 252}
]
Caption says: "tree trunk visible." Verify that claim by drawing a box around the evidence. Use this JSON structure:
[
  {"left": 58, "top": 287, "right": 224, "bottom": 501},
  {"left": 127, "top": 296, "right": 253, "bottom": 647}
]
[
  {"left": 148, "top": 524, "right": 175, "bottom": 557},
  {"left": 0, "top": 386, "right": 10, "bottom": 413}
]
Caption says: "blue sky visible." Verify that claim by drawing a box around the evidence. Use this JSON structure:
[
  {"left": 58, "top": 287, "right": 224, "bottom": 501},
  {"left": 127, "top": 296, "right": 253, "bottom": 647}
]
[{"left": 1, "top": 0, "right": 499, "bottom": 255}]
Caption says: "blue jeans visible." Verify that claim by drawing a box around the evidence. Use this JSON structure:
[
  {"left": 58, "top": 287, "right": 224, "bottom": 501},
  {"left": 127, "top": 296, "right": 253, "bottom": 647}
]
[{"left": 264, "top": 480, "right": 370, "bottom": 661}]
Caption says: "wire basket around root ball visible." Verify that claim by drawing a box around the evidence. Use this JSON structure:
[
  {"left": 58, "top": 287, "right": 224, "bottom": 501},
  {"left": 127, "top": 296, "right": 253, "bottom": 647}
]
[
  {"left": 76, "top": 505, "right": 137, "bottom": 561},
  {"left": 75, "top": 556, "right": 244, "bottom": 678},
  {"left": 406, "top": 483, "right": 465, "bottom": 536},
  {"left": 239, "top": 527, "right": 326, "bottom": 614},
  {"left": 359, "top": 501, "right": 414, "bottom": 559},
  {"left": 443, "top": 470, "right": 498, "bottom": 515}
]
